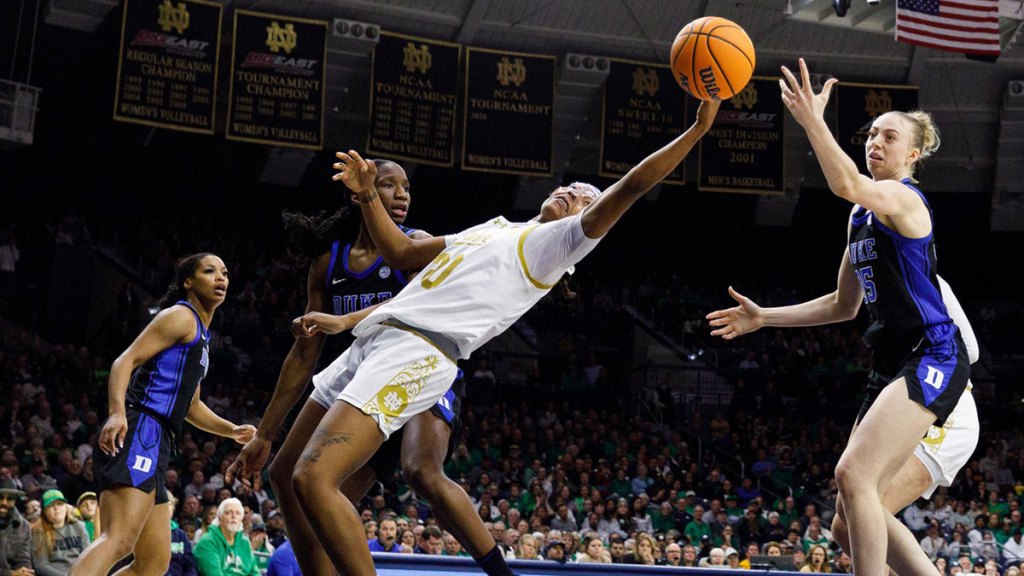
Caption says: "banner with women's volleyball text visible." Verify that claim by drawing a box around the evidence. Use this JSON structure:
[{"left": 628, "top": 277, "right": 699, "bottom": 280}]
[
  {"left": 367, "top": 32, "right": 460, "bottom": 167},
  {"left": 600, "top": 59, "right": 688, "bottom": 184},
  {"left": 698, "top": 78, "right": 784, "bottom": 195},
  {"left": 462, "top": 47, "right": 555, "bottom": 176},
  {"left": 835, "top": 83, "right": 919, "bottom": 174},
  {"left": 226, "top": 10, "right": 327, "bottom": 149},
  {"left": 113, "top": 0, "right": 222, "bottom": 134}
]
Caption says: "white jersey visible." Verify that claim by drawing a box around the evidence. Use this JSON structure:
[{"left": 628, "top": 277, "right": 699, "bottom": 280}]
[{"left": 355, "top": 214, "right": 601, "bottom": 359}]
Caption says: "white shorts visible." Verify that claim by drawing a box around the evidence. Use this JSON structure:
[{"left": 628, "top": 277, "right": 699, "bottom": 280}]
[
  {"left": 914, "top": 387, "right": 979, "bottom": 498},
  {"left": 310, "top": 323, "right": 458, "bottom": 440}
]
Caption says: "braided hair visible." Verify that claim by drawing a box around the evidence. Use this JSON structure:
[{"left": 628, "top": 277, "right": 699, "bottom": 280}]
[{"left": 158, "top": 252, "right": 214, "bottom": 309}]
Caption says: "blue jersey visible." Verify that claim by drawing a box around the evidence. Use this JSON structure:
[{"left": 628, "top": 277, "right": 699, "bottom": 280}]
[
  {"left": 125, "top": 300, "right": 209, "bottom": 436},
  {"left": 848, "top": 179, "right": 957, "bottom": 372},
  {"left": 324, "top": 226, "right": 417, "bottom": 316}
]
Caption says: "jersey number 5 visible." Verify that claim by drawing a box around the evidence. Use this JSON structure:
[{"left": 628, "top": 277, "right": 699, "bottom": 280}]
[
  {"left": 855, "top": 266, "right": 877, "bottom": 304},
  {"left": 420, "top": 252, "right": 464, "bottom": 289}
]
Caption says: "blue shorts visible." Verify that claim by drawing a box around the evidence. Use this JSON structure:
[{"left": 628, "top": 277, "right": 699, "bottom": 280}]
[{"left": 94, "top": 407, "right": 171, "bottom": 504}]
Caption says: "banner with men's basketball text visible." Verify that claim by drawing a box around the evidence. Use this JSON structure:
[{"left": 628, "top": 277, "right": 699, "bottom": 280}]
[
  {"left": 113, "top": 0, "right": 222, "bottom": 134},
  {"left": 600, "top": 59, "right": 688, "bottom": 184},
  {"left": 836, "top": 83, "right": 919, "bottom": 174},
  {"left": 698, "top": 78, "right": 784, "bottom": 195},
  {"left": 462, "top": 47, "right": 555, "bottom": 176},
  {"left": 367, "top": 32, "right": 460, "bottom": 167},
  {"left": 226, "top": 10, "right": 327, "bottom": 149}
]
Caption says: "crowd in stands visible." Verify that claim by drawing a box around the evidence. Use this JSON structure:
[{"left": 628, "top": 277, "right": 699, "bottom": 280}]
[{"left": 0, "top": 208, "right": 1019, "bottom": 575}]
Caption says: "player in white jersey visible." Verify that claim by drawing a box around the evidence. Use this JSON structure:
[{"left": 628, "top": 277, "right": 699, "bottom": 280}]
[
  {"left": 284, "top": 98, "right": 719, "bottom": 576},
  {"left": 829, "top": 276, "right": 979, "bottom": 569}
]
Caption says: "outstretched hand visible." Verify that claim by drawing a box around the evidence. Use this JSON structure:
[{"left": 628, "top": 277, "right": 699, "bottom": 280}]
[
  {"left": 705, "top": 286, "right": 764, "bottom": 340},
  {"left": 291, "top": 311, "right": 350, "bottom": 338},
  {"left": 779, "top": 58, "right": 839, "bottom": 129},
  {"left": 695, "top": 98, "right": 721, "bottom": 129},
  {"left": 332, "top": 150, "right": 377, "bottom": 194}
]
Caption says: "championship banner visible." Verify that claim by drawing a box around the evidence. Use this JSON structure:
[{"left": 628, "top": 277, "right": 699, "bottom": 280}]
[
  {"left": 226, "top": 10, "right": 327, "bottom": 149},
  {"left": 462, "top": 47, "right": 555, "bottom": 176},
  {"left": 113, "top": 0, "right": 222, "bottom": 134},
  {"left": 836, "top": 83, "right": 919, "bottom": 174},
  {"left": 600, "top": 59, "right": 688, "bottom": 184},
  {"left": 698, "top": 78, "right": 784, "bottom": 195},
  {"left": 367, "top": 32, "right": 460, "bottom": 167}
]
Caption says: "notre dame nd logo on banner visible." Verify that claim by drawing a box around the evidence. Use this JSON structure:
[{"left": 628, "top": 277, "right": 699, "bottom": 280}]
[
  {"left": 463, "top": 47, "right": 555, "bottom": 176},
  {"left": 226, "top": 10, "right": 327, "bottom": 149},
  {"left": 367, "top": 32, "right": 459, "bottom": 166},
  {"left": 836, "top": 83, "right": 918, "bottom": 174},
  {"left": 600, "top": 59, "right": 686, "bottom": 183},
  {"left": 113, "top": 0, "right": 222, "bottom": 134}
]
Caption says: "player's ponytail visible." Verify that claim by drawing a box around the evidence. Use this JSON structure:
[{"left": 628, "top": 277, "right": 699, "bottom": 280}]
[
  {"left": 896, "top": 110, "right": 941, "bottom": 180},
  {"left": 159, "top": 252, "right": 214, "bottom": 309}
]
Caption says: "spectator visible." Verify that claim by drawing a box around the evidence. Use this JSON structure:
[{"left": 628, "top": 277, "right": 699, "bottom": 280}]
[
  {"left": 266, "top": 540, "right": 300, "bottom": 576},
  {"left": 550, "top": 503, "right": 577, "bottom": 532},
  {"left": 920, "top": 523, "right": 949, "bottom": 561},
  {"left": 413, "top": 525, "right": 442, "bottom": 555},
  {"left": 31, "top": 489, "right": 90, "bottom": 576},
  {"left": 248, "top": 522, "right": 274, "bottom": 573},
  {"left": 576, "top": 534, "right": 609, "bottom": 563},
  {"left": 368, "top": 517, "right": 400, "bottom": 553},
  {"left": 74, "top": 492, "right": 98, "bottom": 542},
  {"left": 0, "top": 478, "right": 32, "bottom": 576},
  {"left": 661, "top": 542, "right": 682, "bottom": 566},
  {"left": 607, "top": 534, "right": 626, "bottom": 564},
  {"left": 622, "top": 532, "right": 656, "bottom": 565},
  {"left": 167, "top": 496, "right": 198, "bottom": 576},
  {"left": 193, "top": 498, "right": 259, "bottom": 576},
  {"left": 543, "top": 540, "right": 567, "bottom": 564},
  {"left": 1004, "top": 527, "right": 1024, "bottom": 565},
  {"left": 21, "top": 459, "right": 57, "bottom": 500},
  {"left": 514, "top": 533, "right": 540, "bottom": 560},
  {"left": 800, "top": 544, "right": 831, "bottom": 573}
]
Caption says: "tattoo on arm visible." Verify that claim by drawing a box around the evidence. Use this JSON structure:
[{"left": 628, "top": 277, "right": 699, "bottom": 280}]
[
  {"left": 361, "top": 191, "right": 378, "bottom": 204},
  {"left": 301, "top": 431, "right": 354, "bottom": 462}
]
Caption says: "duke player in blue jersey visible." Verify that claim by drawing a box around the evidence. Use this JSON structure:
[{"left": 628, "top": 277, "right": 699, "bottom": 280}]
[
  {"left": 227, "top": 161, "right": 515, "bottom": 576},
  {"left": 706, "top": 59, "right": 969, "bottom": 576},
  {"left": 71, "top": 253, "right": 256, "bottom": 576}
]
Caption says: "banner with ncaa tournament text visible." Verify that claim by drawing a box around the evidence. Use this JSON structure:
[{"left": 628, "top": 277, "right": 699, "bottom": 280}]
[
  {"left": 226, "top": 10, "right": 327, "bottom": 149},
  {"left": 600, "top": 59, "right": 688, "bottom": 184},
  {"left": 462, "top": 47, "right": 555, "bottom": 177},
  {"left": 114, "top": 0, "right": 222, "bottom": 134},
  {"left": 367, "top": 32, "right": 460, "bottom": 167}
]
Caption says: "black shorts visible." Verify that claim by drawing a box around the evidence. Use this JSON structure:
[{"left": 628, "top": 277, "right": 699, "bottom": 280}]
[
  {"left": 859, "top": 332, "right": 970, "bottom": 427},
  {"left": 367, "top": 372, "right": 463, "bottom": 481},
  {"left": 94, "top": 408, "right": 172, "bottom": 504}
]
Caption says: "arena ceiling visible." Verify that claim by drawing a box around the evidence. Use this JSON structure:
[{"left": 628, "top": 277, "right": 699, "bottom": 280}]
[{"left": 28, "top": 0, "right": 1024, "bottom": 224}]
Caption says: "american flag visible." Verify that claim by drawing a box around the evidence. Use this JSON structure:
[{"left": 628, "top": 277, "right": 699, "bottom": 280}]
[{"left": 895, "top": 0, "right": 1001, "bottom": 56}]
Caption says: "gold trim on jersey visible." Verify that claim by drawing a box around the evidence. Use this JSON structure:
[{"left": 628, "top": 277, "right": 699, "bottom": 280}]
[{"left": 517, "top": 225, "right": 556, "bottom": 290}]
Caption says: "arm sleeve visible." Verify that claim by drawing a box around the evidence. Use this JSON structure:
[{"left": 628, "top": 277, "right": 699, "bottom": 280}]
[
  {"left": 938, "top": 276, "right": 979, "bottom": 364},
  {"left": 520, "top": 215, "right": 602, "bottom": 286}
]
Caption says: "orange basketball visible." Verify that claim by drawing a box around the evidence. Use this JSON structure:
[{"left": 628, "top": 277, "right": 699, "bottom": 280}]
[{"left": 670, "top": 16, "right": 755, "bottom": 100}]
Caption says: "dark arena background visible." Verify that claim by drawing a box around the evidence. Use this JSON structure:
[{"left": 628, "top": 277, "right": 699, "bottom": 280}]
[{"left": 1, "top": 0, "right": 1023, "bottom": 574}]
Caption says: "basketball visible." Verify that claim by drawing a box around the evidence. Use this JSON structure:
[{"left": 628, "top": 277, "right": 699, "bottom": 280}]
[{"left": 670, "top": 16, "right": 755, "bottom": 100}]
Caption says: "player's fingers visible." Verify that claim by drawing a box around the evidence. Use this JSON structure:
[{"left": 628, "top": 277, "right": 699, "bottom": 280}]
[
  {"left": 780, "top": 66, "right": 801, "bottom": 95},
  {"left": 798, "top": 58, "right": 812, "bottom": 93},
  {"left": 821, "top": 77, "right": 839, "bottom": 100}
]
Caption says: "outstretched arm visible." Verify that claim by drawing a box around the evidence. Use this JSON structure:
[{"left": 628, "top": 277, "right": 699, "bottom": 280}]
[
  {"left": 581, "top": 99, "right": 719, "bottom": 239},
  {"left": 333, "top": 151, "right": 447, "bottom": 270},
  {"left": 186, "top": 387, "right": 256, "bottom": 443},
  {"left": 780, "top": 58, "right": 922, "bottom": 220},
  {"left": 227, "top": 255, "right": 329, "bottom": 485},
  {"left": 706, "top": 248, "right": 863, "bottom": 340}
]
